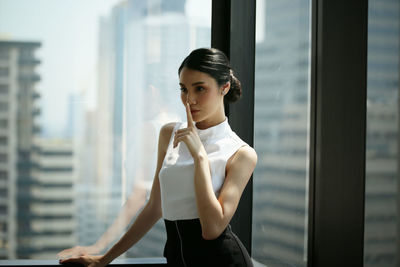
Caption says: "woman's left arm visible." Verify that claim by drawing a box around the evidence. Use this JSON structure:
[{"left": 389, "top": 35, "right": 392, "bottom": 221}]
[{"left": 193, "top": 145, "right": 257, "bottom": 240}]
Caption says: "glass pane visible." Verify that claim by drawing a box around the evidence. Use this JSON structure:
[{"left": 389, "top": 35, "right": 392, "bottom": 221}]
[
  {"left": 0, "top": 0, "right": 211, "bottom": 259},
  {"left": 364, "top": 0, "right": 399, "bottom": 266},
  {"left": 252, "top": 0, "right": 311, "bottom": 266}
]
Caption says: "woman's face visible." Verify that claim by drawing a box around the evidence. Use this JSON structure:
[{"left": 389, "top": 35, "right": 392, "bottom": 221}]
[{"left": 179, "top": 67, "right": 226, "bottom": 124}]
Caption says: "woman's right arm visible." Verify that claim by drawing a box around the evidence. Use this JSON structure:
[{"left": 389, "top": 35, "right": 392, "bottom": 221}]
[{"left": 60, "top": 122, "right": 176, "bottom": 266}]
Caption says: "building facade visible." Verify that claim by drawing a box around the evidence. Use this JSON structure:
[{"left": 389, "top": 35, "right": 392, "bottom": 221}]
[{"left": 0, "top": 40, "right": 41, "bottom": 259}]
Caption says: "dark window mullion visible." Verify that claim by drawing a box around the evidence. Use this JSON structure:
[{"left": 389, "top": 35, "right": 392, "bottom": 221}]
[{"left": 308, "top": 0, "right": 368, "bottom": 266}]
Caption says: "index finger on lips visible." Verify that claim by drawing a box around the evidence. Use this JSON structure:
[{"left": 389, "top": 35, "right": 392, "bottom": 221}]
[{"left": 186, "top": 102, "right": 194, "bottom": 127}]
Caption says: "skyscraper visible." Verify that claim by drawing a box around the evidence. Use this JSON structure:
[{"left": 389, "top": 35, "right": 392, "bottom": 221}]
[
  {"left": 253, "top": 0, "right": 399, "bottom": 266},
  {"left": 0, "top": 40, "right": 77, "bottom": 259},
  {"left": 26, "top": 138, "right": 76, "bottom": 259},
  {"left": 0, "top": 40, "right": 41, "bottom": 259},
  {"left": 253, "top": 0, "right": 310, "bottom": 265},
  {"left": 364, "top": 0, "right": 399, "bottom": 266},
  {"left": 76, "top": 0, "right": 210, "bottom": 257}
]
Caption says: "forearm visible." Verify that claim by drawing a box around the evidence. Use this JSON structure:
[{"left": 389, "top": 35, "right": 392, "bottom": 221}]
[
  {"left": 193, "top": 153, "right": 225, "bottom": 239},
  {"left": 100, "top": 201, "right": 161, "bottom": 265},
  {"left": 95, "top": 188, "right": 147, "bottom": 251}
]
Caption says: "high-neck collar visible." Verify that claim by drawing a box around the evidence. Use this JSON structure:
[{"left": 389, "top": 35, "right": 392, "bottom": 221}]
[{"left": 194, "top": 117, "right": 231, "bottom": 142}]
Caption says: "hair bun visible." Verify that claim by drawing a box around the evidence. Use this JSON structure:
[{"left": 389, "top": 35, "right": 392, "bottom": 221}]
[{"left": 226, "top": 71, "right": 242, "bottom": 103}]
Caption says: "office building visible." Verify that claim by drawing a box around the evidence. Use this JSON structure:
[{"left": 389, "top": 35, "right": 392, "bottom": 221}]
[
  {"left": 252, "top": 0, "right": 399, "bottom": 266},
  {"left": 25, "top": 138, "right": 76, "bottom": 259},
  {"left": 0, "top": 40, "right": 41, "bottom": 259}
]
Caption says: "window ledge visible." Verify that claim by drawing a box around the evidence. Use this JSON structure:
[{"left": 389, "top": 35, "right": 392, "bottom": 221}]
[{"left": 0, "top": 258, "right": 167, "bottom": 267}]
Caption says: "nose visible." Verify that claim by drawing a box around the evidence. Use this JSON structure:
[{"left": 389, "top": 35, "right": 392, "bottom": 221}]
[{"left": 186, "top": 93, "right": 196, "bottom": 104}]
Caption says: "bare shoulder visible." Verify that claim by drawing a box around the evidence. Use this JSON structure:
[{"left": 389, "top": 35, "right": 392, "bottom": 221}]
[
  {"left": 160, "top": 122, "right": 177, "bottom": 138},
  {"left": 236, "top": 146, "right": 257, "bottom": 166},
  {"left": 158, "top": 122, "right": 177, "bottom": 150},
  {"left": 227, "top": 145, "right": 258, "bottom": 172}
]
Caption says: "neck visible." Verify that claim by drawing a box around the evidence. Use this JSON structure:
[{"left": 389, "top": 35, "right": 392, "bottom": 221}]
[{"left": 195, "top": 109, "right": 226, "bottom": 130}]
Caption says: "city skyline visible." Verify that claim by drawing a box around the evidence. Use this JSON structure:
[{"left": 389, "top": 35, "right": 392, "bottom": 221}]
[
  {"left": 0, "top": 0, "right": 211, "bottom": 137},
  {"left": 0, "top": 0, "right": 398, "bottom": 265}
]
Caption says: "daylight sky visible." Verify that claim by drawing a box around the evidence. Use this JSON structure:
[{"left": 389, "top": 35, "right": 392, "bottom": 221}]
[{"left": 0, "top": 0, "right": 211, "bottom": 137}]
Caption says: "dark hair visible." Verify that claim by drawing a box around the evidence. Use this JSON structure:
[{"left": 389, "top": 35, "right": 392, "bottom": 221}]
[{"left": 178, "top": 48, "right": 242, "bottom": 103}]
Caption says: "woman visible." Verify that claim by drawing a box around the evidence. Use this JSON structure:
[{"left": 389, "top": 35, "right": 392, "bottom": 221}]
[{"left": 60, "top": 48, "right": 257, "bottom": 267}]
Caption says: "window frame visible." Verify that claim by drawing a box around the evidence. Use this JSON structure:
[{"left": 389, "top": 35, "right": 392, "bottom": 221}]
[
  {"left": 307, "top": 0, "right": 367, "bottom": 266},
  {"left": 214, "top": 0, "right": 368, "bottom": 266},
  {"left": 0, "top": 0, "right": 370, "bottom": 265}
]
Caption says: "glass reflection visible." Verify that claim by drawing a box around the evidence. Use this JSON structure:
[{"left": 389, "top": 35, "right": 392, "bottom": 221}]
[
  {"left": 0, "top": 0, "right": 210, "bottom": 259},
  {"left": 252, "top": 0, "right": 311, "bottom": 266},
  {"left": 364, "top": 0, "right": 399, "bottom": 266}
]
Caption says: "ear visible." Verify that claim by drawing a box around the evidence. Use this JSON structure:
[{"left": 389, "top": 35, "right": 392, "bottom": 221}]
[{"left": 221, "top": 81, "right": 231, "bottom": 95}]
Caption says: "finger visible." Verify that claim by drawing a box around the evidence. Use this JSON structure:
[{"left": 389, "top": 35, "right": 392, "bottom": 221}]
[
  {"left": 173, "top": 133, "right": 181, "bottom": 148},
  {"left": 59, "top": 257, "right": 78, "bottom": 264},
  {"left": 173, "top": 136, "right": 181, "bottom": 148},
  {"left": 174, "top": 135, "right": 190, "bottom": 146},
  {"left": 173, "top": 130, "right": 191, "bottom": 147},
  {"left": 185, "top": 102, "right": 194, "bottom": 127},
  {"left": 174, "top": 131, "right": 190, "bottom": 139},
  {"left": 57, "top": 250, "right": 67, "bottom": 257},
  {"left": 61, "top": 256, "right": 87, "bottom": 265},
  {"left": 57, "top": 249, "right": 73, "bottom": 258},
  {"left": 175, "top": 128, "right": 190, "bottom": 135}
]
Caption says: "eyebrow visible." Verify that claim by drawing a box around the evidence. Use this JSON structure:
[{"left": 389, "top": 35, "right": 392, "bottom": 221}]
[{"left": 179, "top": 81, "right": 205, "bottom": 86}]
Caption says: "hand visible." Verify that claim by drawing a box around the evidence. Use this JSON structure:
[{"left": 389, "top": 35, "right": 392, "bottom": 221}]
[
  {"left": 173, "top": 102, "right": 206, "bottom": 159},
  {"left": 57, "top": 245, "right": 102, "bottom": 259},
  {"left": 59, "top": 254, "right": 105, "bottom": 267}
]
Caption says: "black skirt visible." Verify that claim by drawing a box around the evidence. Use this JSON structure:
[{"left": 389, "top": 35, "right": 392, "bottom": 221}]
[{"left": 164, "top": 219, "right": 253, "bottom": 267}]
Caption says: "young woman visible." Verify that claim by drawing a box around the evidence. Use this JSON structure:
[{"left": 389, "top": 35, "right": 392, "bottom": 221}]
[{"left": 60, "top": 48, "right": 257, "bottom": 267}]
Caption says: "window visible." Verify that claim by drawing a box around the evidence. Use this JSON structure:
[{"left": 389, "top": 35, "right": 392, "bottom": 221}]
[
  {"left": 0, "top": 103, "right": 8, "bottom": 112},
  {"left": 0, "top": 0, "right": 382, "bottom": 265},
  {"left": 364, "top": 0, "right": 399, "bottom": 266},
  {"left": 0, "top": 137, "right": 7, "bottom": 146},
  {"left": 252, "top": 0, "right": 311, "bottom": 266},
  {"left": 0, "top": 48, "right": 9, "bottom": 61},
  {"left": 0, "top": 68, "right": 8, "bottom": 77},
  {"left": 0, "top": 0, "right": 211, "bottom": 260},
  {"left": 0, "top": 171, "right": 7, "bottom": 180},
  {"left": 0, "top": 154, "right": 7, "bottom": 163},
  {"left": 0, "top": 120, "right": 7, "bottom": 129},
  {"left": 0, "top": 85, "right": 8, "bottom": 94}
]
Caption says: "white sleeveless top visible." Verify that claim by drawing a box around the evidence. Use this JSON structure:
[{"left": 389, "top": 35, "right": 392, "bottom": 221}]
[{"left": 158, "top": 117, "right": 248, "bottom": 220}]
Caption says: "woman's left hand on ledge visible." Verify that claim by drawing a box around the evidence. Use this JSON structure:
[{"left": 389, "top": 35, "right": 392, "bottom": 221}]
[
  {"left": 57, "top": 245, "right": 102, "bottom": 259},
  {"left": 59, "top": 254, "right": 105, "bottom": 267}
]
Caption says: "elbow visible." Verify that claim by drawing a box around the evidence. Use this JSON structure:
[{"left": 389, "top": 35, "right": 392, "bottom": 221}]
[
  {"left": 202, "top": 231, "right": 219, "bottom": 241},
  {"left": 146, "top": 198, "right": 162, "bottom": 219},
  {"left": 152, "top": 205, "right": 162, "bottom": 219},
  {"left": 201, "top": 227, "right": 223, "bottom": 240}
]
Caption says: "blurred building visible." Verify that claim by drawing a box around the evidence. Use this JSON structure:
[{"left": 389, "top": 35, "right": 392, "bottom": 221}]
[
  {"left": 75, "top": 110, "right": 105, "bottom": 247},
  {"left": 26, "top": 138, "right": 76, "bottom": 259},
  {"left": 74, "top": 0, "right": 210, "bottom": 258},
  {"left": 252, "top": 0, "right": 399, "bottom": 266},
  {"left": 0, "top": 40, "right": 76, "bottom": 259},
  {"left": 253, "top": 1, "right": 310, "bottom": 266},
  {"left": 124, "top": 0, "right": 191, "bottom": 256},
  {"left": 0, "top": 40, "right": 41, "bottom": 259},
  {"left": 364, "top": 0, "right": 399, "bottom": 266}
]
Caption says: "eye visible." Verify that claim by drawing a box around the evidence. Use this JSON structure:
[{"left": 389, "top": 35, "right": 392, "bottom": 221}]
[
  {"left": 196, "top": 86, "right": 205, "bottom": 92},
  {"left": 180, "top": 87, "right": 187, "bottom": 93}
]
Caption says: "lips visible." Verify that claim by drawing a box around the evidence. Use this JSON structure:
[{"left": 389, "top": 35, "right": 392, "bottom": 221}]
[{"left": 190, "top": 110, "right": 200, "bottom": 114}]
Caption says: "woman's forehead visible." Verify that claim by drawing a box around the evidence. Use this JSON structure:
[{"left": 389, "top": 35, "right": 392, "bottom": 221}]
[{"left": 179, "top": 68, "right": 215, "bottom": 85}]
